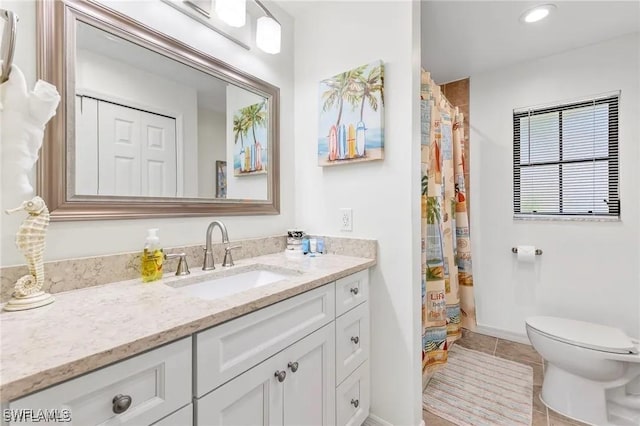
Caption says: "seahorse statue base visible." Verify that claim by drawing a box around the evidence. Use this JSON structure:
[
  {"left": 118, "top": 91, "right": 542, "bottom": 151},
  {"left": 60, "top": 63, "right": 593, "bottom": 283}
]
[{"left": 4, "top": 291, "right": 55, "bottom": 311}]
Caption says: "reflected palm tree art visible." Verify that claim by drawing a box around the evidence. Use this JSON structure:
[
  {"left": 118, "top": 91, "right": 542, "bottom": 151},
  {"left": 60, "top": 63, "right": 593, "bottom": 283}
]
[{"left": 233, "top": 101, "right": 268, "bottom": 176}]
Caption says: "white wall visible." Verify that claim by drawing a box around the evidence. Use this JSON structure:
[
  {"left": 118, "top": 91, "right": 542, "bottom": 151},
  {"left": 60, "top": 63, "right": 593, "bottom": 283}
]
[
  {"left": 292, "top": 2, "right": 423, "bottom": 425},
  {"left": 0, "top": 0, "right": 294, "bottom": 266},
  {"left": 197, "top": 108, "right": 226, "bottom": 198},
  {"left": 225, "top": 85, "right": 268, "bottom": 200},
  {"left": 470, "top": 33, "right": 640, "bottom": 338},
  {"left": 76, "top": 48, "right": 199, "bottom": 196}
]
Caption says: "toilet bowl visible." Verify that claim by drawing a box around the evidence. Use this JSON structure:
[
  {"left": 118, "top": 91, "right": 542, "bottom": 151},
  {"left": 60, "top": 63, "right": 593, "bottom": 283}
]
[{"left": 526, "top": 316, "right": 640, "bottom": 426}]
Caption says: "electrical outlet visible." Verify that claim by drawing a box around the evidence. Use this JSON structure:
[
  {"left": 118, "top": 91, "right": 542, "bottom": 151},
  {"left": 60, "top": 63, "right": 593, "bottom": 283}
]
[{"left": 340, "top": 208, "right": 353, "bottom": 232}]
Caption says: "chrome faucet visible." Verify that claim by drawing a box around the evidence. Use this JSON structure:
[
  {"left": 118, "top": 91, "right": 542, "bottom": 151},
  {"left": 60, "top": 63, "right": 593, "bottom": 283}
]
[{"left": 203, "top": 220, "right": 241, "bottom": 270}]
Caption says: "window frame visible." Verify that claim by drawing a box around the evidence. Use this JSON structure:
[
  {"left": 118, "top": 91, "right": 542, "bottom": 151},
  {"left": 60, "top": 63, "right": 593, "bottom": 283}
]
[{"left": 513, "top": 94, "right": 620, "bottom": 218}]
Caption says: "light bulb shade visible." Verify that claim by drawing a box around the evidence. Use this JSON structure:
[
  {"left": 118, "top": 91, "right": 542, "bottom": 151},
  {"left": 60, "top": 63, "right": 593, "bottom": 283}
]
[
  {"left": 215, "top": 0, "right": 246, "bottom": 27},
  {"left": 256, "top": 16, "right": 281, "bottom": 54}
]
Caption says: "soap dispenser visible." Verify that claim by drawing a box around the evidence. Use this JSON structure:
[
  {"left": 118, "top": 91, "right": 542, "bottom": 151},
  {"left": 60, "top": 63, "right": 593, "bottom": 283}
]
[{"left": 141, "top": 228, "right": 163, "bottom": 282}]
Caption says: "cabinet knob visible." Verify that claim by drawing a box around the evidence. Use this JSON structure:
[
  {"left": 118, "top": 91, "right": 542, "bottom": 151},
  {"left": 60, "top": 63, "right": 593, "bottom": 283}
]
[
  {"left": 351, "top": 398, "right": 360, "bottom": 408},
  {"left": 351, "top": 336, "right": 360, "bottom": 344},
  {"left": 350, "top": 287, "right": 359, "bottom": 295},
  {"left": 274, "top": 370, "right": 287, "bottom": 382},
  {"left": 112, "top": 394, "right": 132, "bottom": 414},
  {"left": 288, "top": 361, "right": 299, "bottom": 373}
]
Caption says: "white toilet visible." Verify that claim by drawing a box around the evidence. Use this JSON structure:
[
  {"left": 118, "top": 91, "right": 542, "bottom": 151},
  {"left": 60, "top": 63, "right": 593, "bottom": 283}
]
[{"left": 526, "top": 316, "right": 640, "bottom": 426}]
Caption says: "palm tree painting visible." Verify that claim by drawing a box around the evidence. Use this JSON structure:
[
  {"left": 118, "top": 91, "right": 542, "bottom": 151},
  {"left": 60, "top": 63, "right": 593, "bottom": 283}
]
[
  {"left": 233, "top": 101, "right": 268, "bottom": 176},
  {"left": 318, "top": 60, "right": 384, "bottom": 166}
]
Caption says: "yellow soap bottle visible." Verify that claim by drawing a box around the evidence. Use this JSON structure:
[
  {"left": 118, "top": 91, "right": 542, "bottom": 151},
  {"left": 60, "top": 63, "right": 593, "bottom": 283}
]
[{"left": 141, "top": 228, "right": 163, "bottom": 282}]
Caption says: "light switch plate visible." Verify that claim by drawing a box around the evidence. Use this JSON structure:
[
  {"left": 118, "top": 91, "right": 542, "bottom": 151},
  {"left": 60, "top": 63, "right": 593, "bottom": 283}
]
[{"left": 340, "top": 208, "right": 353, "bottom": 232}]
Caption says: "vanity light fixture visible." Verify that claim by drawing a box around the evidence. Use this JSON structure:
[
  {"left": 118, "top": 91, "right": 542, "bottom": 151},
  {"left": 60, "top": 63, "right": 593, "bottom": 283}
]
[
  {"left": 254, "top": 0, "right": 281, "bottom": 54},
  {"left": 214, "top": 0, "right": 281, "bottom": 54},
  {"left": 520, "top": 4, "right": 556, "bottom": 23},
  {"left": 215, "top": 0, "right": 246, "bottom": 27}
]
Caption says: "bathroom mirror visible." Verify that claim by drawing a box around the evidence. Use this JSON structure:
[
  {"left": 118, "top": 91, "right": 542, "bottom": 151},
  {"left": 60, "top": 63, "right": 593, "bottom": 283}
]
[{"left": 37, "top": 0, "right": 280, "bottom": 220}]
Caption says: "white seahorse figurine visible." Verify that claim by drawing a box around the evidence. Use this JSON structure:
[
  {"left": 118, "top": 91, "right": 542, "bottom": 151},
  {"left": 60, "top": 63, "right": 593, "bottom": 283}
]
[{"left": 4, "top": 196, "right": 55, "bottom": 310}]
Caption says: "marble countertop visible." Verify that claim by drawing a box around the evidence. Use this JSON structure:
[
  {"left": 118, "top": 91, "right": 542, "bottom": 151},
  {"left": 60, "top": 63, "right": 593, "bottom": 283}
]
[{"left": 0, "top": 252, "right": 375, "bottom": 401}]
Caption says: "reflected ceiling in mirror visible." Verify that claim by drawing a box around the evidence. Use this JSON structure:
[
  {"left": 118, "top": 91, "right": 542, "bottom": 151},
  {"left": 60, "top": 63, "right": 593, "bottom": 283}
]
[{"left": 37, "top": 0, "right": 280, "bottom": 220}]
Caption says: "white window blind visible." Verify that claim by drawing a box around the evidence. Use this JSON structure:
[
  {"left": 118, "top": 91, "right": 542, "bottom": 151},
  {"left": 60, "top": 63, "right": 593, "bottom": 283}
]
[{"left": 513, "top": 93, "right": 620, "bottom": 217}]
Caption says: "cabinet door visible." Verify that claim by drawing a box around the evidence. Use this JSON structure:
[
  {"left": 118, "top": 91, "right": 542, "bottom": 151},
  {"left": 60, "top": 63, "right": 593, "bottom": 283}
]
[
  {"left": 283, "top": 323, "right": 336, "bottom": 426},
  {"left": 151, "top": 404, "right": 193, "bottom": 426},
  {"left": 196, "top": 351, "right": 284, "bottom": 426}
]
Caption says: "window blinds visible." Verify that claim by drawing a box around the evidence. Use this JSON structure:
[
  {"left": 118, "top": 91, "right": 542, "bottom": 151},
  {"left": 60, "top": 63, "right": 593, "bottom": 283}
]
[{"left": 513, "top": 93, "right": 620, "bottom": 217}]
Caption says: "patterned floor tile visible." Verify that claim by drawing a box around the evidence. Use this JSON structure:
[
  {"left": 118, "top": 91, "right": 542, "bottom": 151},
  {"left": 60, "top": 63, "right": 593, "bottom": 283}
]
[
  {"left": 455, "top": 329, "right": 497, "bottom": 355},
  {"left": 533, "top": 409, "right": 549, "bottom": 426},
  {"left": 495, "top": 338, "right": 543, "bottom": 365},
  {"left": 532, "top": 385, "right": 547, "bottom": 413},
  {"left": 548, "top": 409, "right": 589, "bottom": 426},
  {"left": 423, "top": 409, "right": 457, "bottom": 425}
]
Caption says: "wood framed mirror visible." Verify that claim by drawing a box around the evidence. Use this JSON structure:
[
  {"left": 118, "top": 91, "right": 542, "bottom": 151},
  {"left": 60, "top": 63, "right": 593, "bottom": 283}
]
[{"left": 37, "top": 0, "right": 280, "bottom": 221}]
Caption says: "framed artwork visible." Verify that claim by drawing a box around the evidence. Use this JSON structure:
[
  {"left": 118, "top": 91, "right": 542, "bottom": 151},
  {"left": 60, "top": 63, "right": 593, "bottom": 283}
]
[
  {"left": 318, "top": 60, "right": 384, "bottom": 166},
  {"left": 215, "top": 160, "right": 227, "bottom": 198},
  {"left": 233, "top": 101, "right": 268, "bottom": 176}
]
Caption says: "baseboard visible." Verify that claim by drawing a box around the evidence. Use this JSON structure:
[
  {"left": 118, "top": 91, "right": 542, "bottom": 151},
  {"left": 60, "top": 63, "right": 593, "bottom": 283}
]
[
  {"left": 364, "top": 414, "right": 394, "bottom": 426},
  {"left": 473, "top": 324, "right": 531, "bottom": 345},
  {"left": 364, "top": 413, "right": 424, "bottom": 426}
]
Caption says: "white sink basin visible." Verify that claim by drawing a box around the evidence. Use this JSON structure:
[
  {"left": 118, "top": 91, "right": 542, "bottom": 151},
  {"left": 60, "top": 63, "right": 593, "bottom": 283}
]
[{"left": 170, "top": 269, "right": 292, "bottom": 301}]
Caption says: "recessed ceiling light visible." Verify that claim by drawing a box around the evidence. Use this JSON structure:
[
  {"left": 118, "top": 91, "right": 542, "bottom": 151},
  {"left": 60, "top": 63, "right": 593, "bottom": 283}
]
[{"left": 520, "top": 4, "right": 556, "bottom": 23}]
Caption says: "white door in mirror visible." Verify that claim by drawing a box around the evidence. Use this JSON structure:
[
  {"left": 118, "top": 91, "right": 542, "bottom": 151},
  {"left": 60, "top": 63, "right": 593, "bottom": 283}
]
[{"left": 97, "top": 102, "right": 177, "bottom": 197}]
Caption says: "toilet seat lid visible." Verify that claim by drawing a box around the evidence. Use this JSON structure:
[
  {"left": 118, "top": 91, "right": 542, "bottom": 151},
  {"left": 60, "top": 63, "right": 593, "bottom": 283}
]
[{"left": 526, "top": 316, "right": 638, "bottom": 354}]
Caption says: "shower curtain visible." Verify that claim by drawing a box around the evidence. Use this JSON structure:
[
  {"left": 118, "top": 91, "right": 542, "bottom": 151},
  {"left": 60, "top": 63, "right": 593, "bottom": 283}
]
[{"left": 421, "top": 70, "right": 476, "bottom": 377}]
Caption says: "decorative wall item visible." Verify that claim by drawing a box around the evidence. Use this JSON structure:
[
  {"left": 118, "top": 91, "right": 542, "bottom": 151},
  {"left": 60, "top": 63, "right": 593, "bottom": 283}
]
[
  {"left": 215, "top": 160, "right": 227, "bottom": 198},
  {"left": 318, "top": 60, "right": 384, "bottom": 166},
  {"left": 233, "top": 101, "right": 268, "bottom": 176}
]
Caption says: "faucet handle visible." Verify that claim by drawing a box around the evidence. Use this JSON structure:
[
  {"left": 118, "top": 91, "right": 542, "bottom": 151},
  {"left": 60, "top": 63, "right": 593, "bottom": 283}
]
[
  {"left": 164, "top": 252, "right": 190, "bottom": 276},
  {"left": 222, "top": 245, "right": 241, "bottom": 267}
]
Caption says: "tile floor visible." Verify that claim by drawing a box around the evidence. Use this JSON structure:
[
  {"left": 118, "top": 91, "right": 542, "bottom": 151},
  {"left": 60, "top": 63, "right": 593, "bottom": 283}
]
[{"left": 423, "top": 329, "right": 588, "bottom": 426}]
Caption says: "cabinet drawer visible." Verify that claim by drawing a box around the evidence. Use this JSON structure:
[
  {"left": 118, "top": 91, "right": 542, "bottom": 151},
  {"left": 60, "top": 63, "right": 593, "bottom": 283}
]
[
  {"left": 336, "top": 360, "right": 370, "bottom": 426},
  {"left": 336, "top": 301, "right": 369, "bottom": 385},
  {"left": 152, "top": 404, "right": 192, "bottom": 426},
  {"left": 196, "top": 283, "right": 335, "bottom": 396},
  {"left": 335, "top": 270, "right": 368, "bottom": 317},
  {"left": 9, "top": 337, "right": 192, "bottom": 426}
]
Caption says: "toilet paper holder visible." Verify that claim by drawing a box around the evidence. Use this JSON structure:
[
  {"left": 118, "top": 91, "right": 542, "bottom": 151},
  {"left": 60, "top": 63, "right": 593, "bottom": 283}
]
[{"left": 512, "top": 247, "right": 543, "bottom": 255}]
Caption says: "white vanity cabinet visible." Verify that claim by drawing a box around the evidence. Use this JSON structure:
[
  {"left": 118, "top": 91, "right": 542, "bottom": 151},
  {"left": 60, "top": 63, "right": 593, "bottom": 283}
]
[
  {"left": 195, "top": 268, "right": 370, "bottom": 426},
  {"left": 196, "top": 323, "right": 335, "bottom": 426},
  {"left": 5, "top": 269, "right": 370, "bottom": 426}
]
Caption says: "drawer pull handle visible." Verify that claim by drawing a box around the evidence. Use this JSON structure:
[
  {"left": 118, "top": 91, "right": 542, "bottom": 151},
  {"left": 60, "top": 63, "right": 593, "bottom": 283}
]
[
  {"left": 351, "top": 336, "right": 360, "bottom": 344},
  {"left": 288, "top": 361, "right": 299, "bottom": 373},
  {"left": 351, "top": 398, "right": 360, "bottom": 408},
  {"left": 112, "top": 394, "right": 132, "bottom": 414},
  {"left": 350, "top": 287, "right": 359, "bottom": 295},
  {"left": 274, "top": 370, "right": 287, "bottom": 382}
]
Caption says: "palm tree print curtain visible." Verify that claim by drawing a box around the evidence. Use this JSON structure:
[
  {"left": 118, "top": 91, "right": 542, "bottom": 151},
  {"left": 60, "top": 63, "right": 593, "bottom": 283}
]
[{"left": 421, "top": 70, "right": 476, "bottom": 377}]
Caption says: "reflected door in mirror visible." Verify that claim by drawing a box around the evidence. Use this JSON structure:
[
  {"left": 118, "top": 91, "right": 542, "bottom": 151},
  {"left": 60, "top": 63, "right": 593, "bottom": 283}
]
[{"left": 76, "top": 96, "right": 178, "bottom": 197}]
